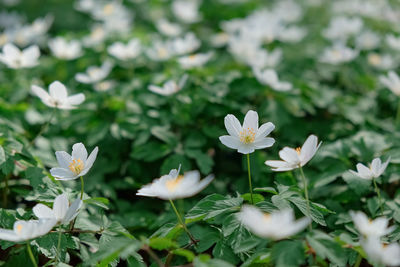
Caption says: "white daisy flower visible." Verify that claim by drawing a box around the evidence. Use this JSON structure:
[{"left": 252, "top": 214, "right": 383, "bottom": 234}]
[
  {"left": 349, "top": 157, "right": 390, "bottom": 180},
  {"left": 177, "top": 52, "right": 213, "bottom": 69},
  {"left": 0, "top": 43, "right": 40, "bottom": 69},
  {"left": 0, "top": 219, "right": 56, "bottom": 242},
  {"left": 107, "top": 39, "right": 141, "bottom": 61},
  {"left": 48, "top": 37, "right": 82, "bottom": 60},
  {"left": 253, "top": 68, "right": 292, "bottom": 92},
  {"left": 148, "top": 74, "right": 188, "bottom": 96},
  {"left": 75, "top": 61, "right": 112, "bottom": 84},
  {"left": 379, "top": 71, "right": 400, "bottom": 96}
]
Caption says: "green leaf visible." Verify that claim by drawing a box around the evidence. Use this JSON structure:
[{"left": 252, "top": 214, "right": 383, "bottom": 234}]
[
  {"left": 241, "top": 193, "right": 264, "bottom": 204},
  {"left": 0, "top": 146, "right": 5, "bottom": 165},
  {"left": 149, "top": 237, "right": 178, "bottom": 250},
  {"left": 288, "top": 196, "right": 326, "bottom": 226},
  {"left": 272, "top": 240, "right": 306, "bottom": 267},
  {"left": 84, "top": 197, "right": 110, "bottom": 210},
  {"left": 254, "top": 187, "right": 278, "bottom": 194},
  {"left": 306, "top": 231, "right": 347, "bottom": 266},
  {"left": 185, "top": 149, "right": 214, "bottom": 174},
  {"left": 172, "top": 248, "right": 195, "bottom": 262}
]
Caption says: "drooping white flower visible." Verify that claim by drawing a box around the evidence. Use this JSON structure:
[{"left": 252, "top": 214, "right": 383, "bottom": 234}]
[
  {"left": 31, "top": 81, "right": 85, "bottom": 109},
  {"left": 148, "top": 74, "right": 188, "bottom": 96},
  {"left": 350, "top": 211, "right": 395, "bottom": 238},
  {"left": 33, "top": 193, "right": 82, "bottom": 225},
  {"left": 253, "top": 68, "right": 292, "bottom": 91},
  {"left": 107, "top": 39, "right": 141, "bottom": 61},
  {"left": 379, "top": 71, "right": 400, "bottom": 96},
  {"left": 48, "top": 37, "right": 82, "bottom": 60},
  {"left": 219, "top": 110, "right": 275, "bottom": 154},
  {"left": 320, "top": 43, "right": 358, "bottom": 65},
  {"left": 265, "top": 135, "right": 321, "bottom": 171},
  {"left": 170, "top": 33, "right": 201, "bottom": 56},
  {"left": 172, "top": 0, "right": 202, "bottom": 24},
  {"left": 155, "top": 18, "right": 182, "bottom": 37},
  {"left": 237, "top": 206, "right": 311, "bottom": 240},
  {"left": 136, "top": 166, "right": 214, "bottom": 200},
  {"left": 386, "top": 34, "right": 400, "bottom": 51},
  {"left": 50, "top": 142, "right": 99, "bottom": 180},
  {"left": 349, "top": 157, "right": 390, "bottom": 180},
  {"left": 177, "top": 52, "right": 213, "bottom": 69},
  {"left": 0, "top": 219, "right": 56, "bottom": 242},
  {"left": 361, "top": 237, "right": 400, "bottom": 267},
  {"left": 0, "top": 43, "right": 40, "bottom": 69},
  {"left": 75, "top": 61, "right": 112, "bottom": 84}
]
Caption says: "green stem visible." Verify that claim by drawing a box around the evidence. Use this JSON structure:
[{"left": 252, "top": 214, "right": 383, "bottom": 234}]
[
  {"left": 80, "top": 176, "right": 84, "bottom": 200},
  {"left": 169, "top": 199, "right": 197, "bottom": 245},
  {"left": 396, "top": 99, "right": 400, "bottom": 128},
  {"left": 299, "top": 166, "right": 312, "bottom": 230},
  {"left": 354, "top": 253, "right": 362, "bottom": 267},
  {"left": 29, "top": 109, "right": 56, "bottom": 147},
  {"left": 26, "top": 241, "right": 38, "bottom": 267},
  {"left": 373, "top": 179, "right": 384, "bottom": 216},
  {"left": 56, "top": 227, "right": 62, "bottom": 263},
  {"left": 3, "top": 173, "right": 10, "bottom": 208},
  {"left": 246, "top": 154, "right": 254, "bottom": 205}
]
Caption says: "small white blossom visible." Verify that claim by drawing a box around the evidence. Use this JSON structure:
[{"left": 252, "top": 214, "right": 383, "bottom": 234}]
[
  {"left": 148, "top": 74, "right": 188, "bottom": 96},
  {"left": 146, "top": 40, "right": 174, "bottom": 61},
  {"left": 156, "top": 19, "right": 182, "bottom": 37},
  {"left": 350, "top": 211, "right": 394, "bottom": 238},
  {"left": 49, "top": 37, "right": 82, "bottom": 60},
  {"left": 356, "top": 31, "right": 380, "bottom": 50},
  {"left": 386, "top": 34, "right": 400, "bottom": 51},
  {"left": 171, "top": 33, "right": 201, "bottom": 56},
  {"left": 107, "top": 39, "right": 141, "bottom": 61},
  {"left": 323, "top": 16, "right": 363, "bottom": 41},
  {"left": 380, "top": 71, "right": 400, "bottom": 96},
  {"left": 253, "top": 68, "right": 292, "bottom": 92},
  {"left": 172, "top": 0, "right": 202, "bottom": 24},
  {"left": 349, "top": 157, "right": 390, "bottom": 180},
  {"left": 367, "top": 53, "right": 395, "bottom": 70},
  {"left": 0, "top": 43, "right": 39, "bottom": 69},
  {"left": 278, "top": 26, "right": 307, "bottom": 43},
  {"left": 361, "top": 237, "right": 400, "bottom": 267},
  {"left": 0, "top": 219, "right": 56, "bottom": 242},
  {"left": 177, "top": 52, "right": 213, "bottom": 69},
  {"left": 320, "top": 44, "right": 358, "bottom": 65},
  {"left": 75, "top": 61, "right": 112, "bottom": 84}
]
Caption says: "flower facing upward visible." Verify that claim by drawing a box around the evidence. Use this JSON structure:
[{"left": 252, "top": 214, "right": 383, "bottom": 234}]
[
  {"left": 219, "top": 110, "right": 275, "bottom": 154},
  {"left": 31, "top": 81, "right": 85, "bottom": 109},
  {"left": 265, "top": 135, "right": 321, "bottom": 171},
  {"left": 350, "top": 211, "right": 395, "bottom": 238},
  {"left": 75, "top": 61, "right": 112, "bottom": 84},
  {"left": 33, "top": 193, "right": 82, "bottom": 225},
  {"left": 148, "top": 74, "right": 188, "bottom": 96},
  {"left": 0, "top": 219, "right": 56, "bottom": 242},
  {"left": 237, "top": 206, "right": 311, "bottom": 240},
  {"left": 136, "top": 166, "right": 214, "bottom": 200},
  {"left": 349, "top": 157, "right": 390, "bottom": 180},
  {"left": 0, "top": 43, "right": 40, "bottom": 69},
  {"left": 50, "top": 143, "right": 98, "bottom": 180}
]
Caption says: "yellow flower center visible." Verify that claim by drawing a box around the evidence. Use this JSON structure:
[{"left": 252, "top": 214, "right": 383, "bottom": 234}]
[
  {"left": 69, "top": 159, "right": 84, "bottom": 175},
  {"left": 103, "top": 4, "right": 115, "bottom": 15},
  {"left": 166, "top": 175, "right": 184, "bottom": 192},
  {"left": 295, "top": 147, "right": 301, "bottom": 155},
  {"left": 240, "top": 128, "right": 256, "bottom": 144},
  {"left": 158, "top": 48, "right": 168, "bottom": 58},
  {"left": 16, "top": 224, "right": 23, "bottom": 233},
  {"left": 263, "top": 213, "right": 271, "bottom": 221},
  {"left": 189, "top": 54, "right": 197, "bottom": 60},
  {"left": 368, "top": 54, "right": 381, "bottom": 65}
]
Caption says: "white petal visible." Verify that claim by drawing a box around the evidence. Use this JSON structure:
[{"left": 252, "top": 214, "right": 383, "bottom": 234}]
[
  {"left": 49, "top": 81, "right": 68, "bottom": 100},
  {"left": 71, "top": 143, "right": 88, "bottom": 161},
  {"left": 31, "top": 85, "right": 50, "bottom": 101},
  {"left": 75, "top": 73, "right": 92, "bottom": 84},
  {"left": 63, "top": 198, "right": 82, "bottom": 224},
  {"left": 50, "top": 167, "right": 76, "bottom": 180},
  {"left": 237, "top": 144, "right": 255, "bottom": 154},
  {"left": 53, "top": 194, "right": 69, "bottom": 221},
  {"left": 279, "top": 147, "right": 300, "bottom": 164},
  {"left": 55, "top": 151, "right": 72, "bottom": 169},
  {"left": 0, "top": 229, "right": 21, "bottom": 242},
  {"left": 356, "top": 163, "right": 373, "bottom": 179},
  {"left": 224, "top": 114, "right": 242, "bottom": 138},
  {"left": 253, "top": 137, "right": 275, "bottom": 149},
  {"left": 83, "top": 146, "right": 98, "bottom": 172},
  {"left": 300, "top": 135, "right": 320, "bottom": 165},
  {"left": 67, "top": 93, "right": 85, "bottom": 105},
  {"left": 255, "top": 122, "right": 275, "bottom": 139},
  {"left": 33, "top": 204, "right": 54, "bottom": 219},
  {"left": 219, "top": 135, "right": 241, "bottom": 150},
  {"left": 243, "top": 110, "right": 258, "bottom": 130}
]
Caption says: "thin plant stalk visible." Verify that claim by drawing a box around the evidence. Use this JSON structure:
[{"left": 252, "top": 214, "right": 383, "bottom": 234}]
[
  {"left": 26, "top": 241, "right": 38, "bottom": 267},
  {"left": 3, "top": 173, "right": 10, "bottom": 208},
  {"left": 169, "top": 199, "right": 197, "bottom": 245},
  {"left": 396, "top": 99, "right": 400, "bottom": 128},
  {"left": 246, "top": 154, "right": 254, "bottom": 205},
  {"left": 80, "top": 176, "right": 84, "bottom": 200},
  {"left": 299, "top": 166, "right": 312, "bottom": 230},
  {"left": 56, "top": 226, "right": 62, "bottom": 263},
  {"left": 354, "top": 253, "right": 362, "bottom": 267},
  {"left": 372, "top": 179, "right": 384, "bottom": 216},
  {"left": 29, "top": 109, "right": 56, "bottom": 147}
]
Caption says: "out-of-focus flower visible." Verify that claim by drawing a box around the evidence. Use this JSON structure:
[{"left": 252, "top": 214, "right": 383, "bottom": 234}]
[
  {"left": 156, "top": 19, "right": 182, "bottom": 37},
  {"left": 136, "top": 166, "right": 214, "bottom": 200},
  {"left": 278, "top": 26, "right": 307, "bottom": 43},
  {"left": 349, "top": 157, "right": 390, "bottom": 180},
  {"left": 49, "top": 37, "right": 82, "bottom": 60},
  {"left": 0, "top": 219, "right": 56, "bottom": 242},
  {"left": 93, "top": 80, "right": 116, "bottom": 92},
  {"left": 380, "top": 71, "right": 400, "bottom": 96},
  {"left": 237, "top": 206, "right": 311, "bottom": 240},
  {"left": 33, "top": 193, "right": 82, "bottom": 225},
  {"left": 350, "top": 211, "right": 394, "bottom": 238},
  {"left": 83, "top": 25, "right": 106, "bottom": 48},
  {"left": 386, "top": 34, "right": 400, "bottom": 51},
  {"left": 210, "top": 32, "right": 230, "bottom": 47},
  {"left": 171, "top": 32, "right": 201, "bottom": 56},
  {"left": 265, "top": 135, "right": 321, "bottom": 171},
  {"left": 367, "top": 53, "right": 395, "bottom": 70},
  {"left": 172, "top": 0, "right": 202, "bottom": 24},
  {"left": 253, "top": 68, "right": 292, "bottom": 91},
  {"left": 323, "top": 16, "right": 363, "bottom": 41},
  {"left": 0, "top": 43, "right": 39, "bottom": 69},
  {"left": 75, "top": 61, "right": 112, "bottom": 84},
  {"left": 356, "top": 31, "right": 380, "bottom": 50},
  {"left": 146, "top": 40, "right": 174, "bottom": 61},
  {"left": 148, "top": 74, "right": 188, "bottom": 96},
  {"left": 320, "top": 44, "right": 358, "bottom": 65},
  {"left": 50, "top": 142, "right": 99, "bottom": 180},
  {"left": 108, "top": 39, "right": 141, "bottom": 60},
  {"left": 177, "top": 52, "right": 213, "bottom": 69},
  {"left": 219, "top": 110, "right": 275, "bottom": 154},
  {"left": 31, "top": 81, "right": 85, "bottom": 109},
  {"left": 361, "top": 237, "right": 400, "bottom": 267}
]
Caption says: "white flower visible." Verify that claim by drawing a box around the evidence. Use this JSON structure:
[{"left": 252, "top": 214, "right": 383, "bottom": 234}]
[
  {"left": 355, "top": 31, "right": 380, "bottom": 50},
  {"left": 148, "top": 74, "right": 188, "bottom": 96},
  {"left": 349, "top": 157, "right": 390, "bottom": 180},
  {"left": 107, "top": 39, "right": 141, "bottom": 61},
  {"left": 247, "top": 49, "right": 282, "bottom": 69},
  {"left": 93, "top": 80, "right": 116, "bottom": 92},
  {"left": 323, "top": 16, "right": 363, "bottom": 41},
  {"left": 31, "top": 81, "right": 85, "bottom": 109},
  {"left": 146, "top": 40, "right": 174, "bottom": 61},
  {"left": 177, "top": 52, "right": 213, "bottom": 69},
  {"left": 386, "top": 34, "right": 400, "bottom": 51},
  {"left": 253, "top": 68, "right": 292, "bottom": 91},
  {"left": 0, "top": 219, "right": 56, "bottom": 242},
  {"left": 0, "top": 43, "right": 39, "bottom": 69},
  {"left": 350, "top": 211, "right": 394, "bottom": 238},
  {"left": 265, "top": 135, "right": 321, "bottom": 171},
  {"left": 156, "top": 19, "right": 182, "bottom": 37},
  {"left": 50, "top": 142, "right": 99, "bottom": 180},
  {"left": 82, "top": 25, "right": 106, "bottom": 48},
  {"left": 367, "top": 53, "right": 395, "bottom": 70},
  {"left": 75, "top": 61, "right": 112, "bottom": 84},
  {"left": 361, "top": 237, "right": 400, "bottom": 267},
  {"left": 136, "top": 166, "right": 214, "bottom": 200},
  {"left": 210, "top": 32, "right": 230, "bottom": 48},
  {"left": 171, "top": 33, "right": 201, "bottom": 56},
  {"left": 219, "top": 110, "right": 275, "bottom": 154},
  {"left": 278, "top": 26, "right": 307, "bottom": 43},
  {"left": 172, "top": 0, "right": 202, "bottom": 24},
  {"left": 48, "top": 37, "right": 82, "bottom": 60},
  {"left": 237, "top": 206, "right": 311, "bottom": 240},
  {"left": 379, "top": 71, "right": 400, "bottom": 96},
  {"left": 320, "top": 44, "right": 358, "bottom": 65},
  {"left": 33, "top": 193, "right": 82, "bottom": 225}
]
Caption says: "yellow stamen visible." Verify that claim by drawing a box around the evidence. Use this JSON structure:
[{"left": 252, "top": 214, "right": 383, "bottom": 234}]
[
  {"left": 368, "top": 54, "right": 381, "bottom": 66},
  {"left": 295, "top": 147, "right": 301, "bottom": 155},
  {"left": 166, "top": 175, "right": 184, "bottom": 192},
  {"left": 263, "top": 213, "right": 271, "bottom": 221},
  {"left": 103, "top": 4, "right": 114, "bottom": 15},
  {"left": 16, "top": 224, "right": 23, "bottom": 233},
  {"left": 239, "top": 128, "right": 256, "bottom": 144},
  {"left": 69, "top": 159, "right": 84, "bottom": 175},
  {"left": 189, "top": 54, "right": 197, "bottom": 59}
]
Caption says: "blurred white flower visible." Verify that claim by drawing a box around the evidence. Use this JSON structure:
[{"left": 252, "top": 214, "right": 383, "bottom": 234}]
[
  {"left": 146, "top": 40, "right": 174, "bottom": 61},
  {"left": 265, "top": 135, "right": 321, "bottom": 171},
  {"left": 156, "top": 18, "right": 182, "bottom": 37},
  {"left": 386, "top": 34, "right": 400, "bottom": 51},
  {"left": 278, "top": 26, "right": 307, "bottom": 43},
  {"left": 137, "top": 166, "right": 214, "bottom": 200},
  {"left": 108, "top": 39, "right": 141, "bottom": 61},
  {"left": 237, "top": 206, "right": 311, "bottom": 240},
  {"left": 0, "top": 219, "right": 56, "bottom": 242},
  {"left": 367, "top": 53, "right": 395, "bottom": 70},
  {"left": 0, "top": 43, "right": 39, "bottom": 69},
  {"left": 31, "top": 81, "right": 85, "bottom": 109},
  {"left": 323, "top": 16, "right": 363, "bottom": 41},
  {"left": 50, "top": 142, "right": 99, "bottom": 180},
  {"left": 178, "top": 52, "right": 213, "bottom": 69},
  {"left": 49, "top": 37, "right": 82, "bottom": 60},
  {"left": 356, "top": 31, "right": 380, "bottom": 50},
  {"left": 148, "top": 74, "right": 188, "bottom": 96},
  {"left": 171, "top": 32, "right": 201, "bottom": 56},
  {"left": 210, "top": 32, "right": 230, "bottom": 47},
  {"left": 33, "top": 193, "right": 82, "bottom": 225},
  {"left": 94, "top": 80, "right": 116, "bottom": 92},
  {"left": 219, "top": 110, "right": 275, "bottom": 154},
  {"left": 380, "top": 71, "right": 400, "bottom": 96},
  {"left": 253, "top": 68, "right": 292, "bottom": 91},
  {"left": 350, "top": 211, "right": 394, "bottom": 238},
  {"left": 172, "top": 0, "right": 202, "bottom": 24},
  {"left": 75, "top": 61, "right": 112, "bottom": 84},
  {"left": 349, "top": 157, "right": 390, "bottom": 180},
  {"left": 361, "top": 237, "right": 400, "bottom": 267},
  {"left": 248, "top": 49, "right": 282, "bottom": 69},
  {"left": 83, "top": 25, "right": 106, "bottom": 48},
  {"left": 320, "top": 44, "right": 358, "bottom": 65}
]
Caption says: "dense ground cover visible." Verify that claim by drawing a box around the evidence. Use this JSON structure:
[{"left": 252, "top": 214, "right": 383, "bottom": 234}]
[{"left": 1, "top": 0, "right": 400, "bottom": 266}]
